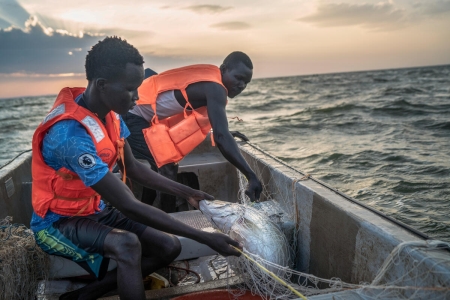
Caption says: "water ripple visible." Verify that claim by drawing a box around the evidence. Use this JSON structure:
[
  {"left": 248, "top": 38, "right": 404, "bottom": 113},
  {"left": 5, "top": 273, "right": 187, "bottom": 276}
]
[{"left": 1, "top": 64, "right": 450, "bottom": 242}]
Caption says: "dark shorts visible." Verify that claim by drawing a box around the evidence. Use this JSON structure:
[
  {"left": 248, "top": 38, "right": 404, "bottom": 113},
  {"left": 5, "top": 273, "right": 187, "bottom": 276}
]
[{"left": 34, "top": 205, "right": 147, "bottom": 279}]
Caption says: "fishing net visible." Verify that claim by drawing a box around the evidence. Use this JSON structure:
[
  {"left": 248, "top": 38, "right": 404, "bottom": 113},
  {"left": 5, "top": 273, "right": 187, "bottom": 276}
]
[
  {"left": 200, "top": 200, "right": 293, "bottom": 276},
  {"left": 226, "top": 237, "right": 450, "bottom": 299},
  {"left": 201, "top": 142, "right": 450, "bottom": 299},
  {"left": 0, "top": 216, "right": 49, "bottom": 300}
]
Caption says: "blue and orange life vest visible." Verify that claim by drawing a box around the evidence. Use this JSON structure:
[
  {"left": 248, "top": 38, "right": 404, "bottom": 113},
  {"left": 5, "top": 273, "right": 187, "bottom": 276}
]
[
  {"left": 31, "top": 87, "right": 125, "bottom": 218},
  {"left": 136, "top": 64, "right": 227, "bottom": 168}
]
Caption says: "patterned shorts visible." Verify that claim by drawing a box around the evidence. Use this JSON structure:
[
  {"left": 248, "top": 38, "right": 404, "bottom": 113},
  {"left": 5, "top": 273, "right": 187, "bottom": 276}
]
[{"left": 34, "top": 205, "right": 147, "bottom": 279}]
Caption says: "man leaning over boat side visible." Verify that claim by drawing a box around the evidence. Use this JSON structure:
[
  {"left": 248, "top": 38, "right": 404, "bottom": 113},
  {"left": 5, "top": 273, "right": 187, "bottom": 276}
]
[
  {"left": 122, "top": 52, "right": 263, "bottom": 212},
  {"left": 30, "top": 36, "right": 241, "bottom": 300}
]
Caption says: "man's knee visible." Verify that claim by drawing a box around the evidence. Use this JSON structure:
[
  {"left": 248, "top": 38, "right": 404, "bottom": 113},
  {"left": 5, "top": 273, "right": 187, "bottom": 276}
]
[
  {"left": 104, "top": 230, "right": 141, "bottom": 263},
  {"left": 164, "top": 235, "right": 182, "bottom": 261},
  {"left": 141, "top": 232, "right": 181, "bottom": 262}
]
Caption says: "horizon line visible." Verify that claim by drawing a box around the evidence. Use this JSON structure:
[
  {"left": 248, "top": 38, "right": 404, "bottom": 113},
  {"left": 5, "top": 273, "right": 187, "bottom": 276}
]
[{"left": 1, "top": 62, "right": 449, "bottom": 100}]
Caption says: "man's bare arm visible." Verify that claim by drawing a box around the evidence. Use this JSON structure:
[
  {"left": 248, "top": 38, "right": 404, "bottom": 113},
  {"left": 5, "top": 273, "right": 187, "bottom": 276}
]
[
  {"left": 91, "top": 172, "right": 240, "bottom": 256},
  {"left": 205, "top": 83, "right": 262, "bottom": 201}
]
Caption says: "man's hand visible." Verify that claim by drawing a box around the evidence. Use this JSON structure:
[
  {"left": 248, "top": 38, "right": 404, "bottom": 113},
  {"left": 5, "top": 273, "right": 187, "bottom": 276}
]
[
  {"left": 204, "top": 232, "right": 242, "bottom": 257},
  {"left": 245, "top": 176, "right": 262, "bottom": 202},
  {"left": 230, "top": 131, "right": 249, "bottom": 142},
  {"left": 186, "top": 190, "right": 214, "bottom": 209}
]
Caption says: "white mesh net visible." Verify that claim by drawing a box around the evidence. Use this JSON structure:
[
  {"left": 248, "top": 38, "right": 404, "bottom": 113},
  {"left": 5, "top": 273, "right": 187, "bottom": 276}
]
[{"left": 200, "top": 143, "right": 450, "bottom": 299}]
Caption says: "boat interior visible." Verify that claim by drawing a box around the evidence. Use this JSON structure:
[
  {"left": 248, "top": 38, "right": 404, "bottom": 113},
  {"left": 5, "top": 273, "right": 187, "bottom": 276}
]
[{"left": 1, "top": 137, "right": 449, "bottom": 299}]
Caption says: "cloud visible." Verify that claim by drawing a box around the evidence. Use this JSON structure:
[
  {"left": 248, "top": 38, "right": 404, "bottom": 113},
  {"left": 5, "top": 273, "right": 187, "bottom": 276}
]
[
  {"left": 210, "top": 21, "right": 251, "bottom": 30},
  {"left": 0, "top": 17, "right": 104, "bottom": 74},
  {"left": 184, "top": 5, "right": 232, "bottom": 14},
  {"left": 412, "top": 0, "right": 450, "bottom": 17},
  {"left": 297, "top": 2, "right": 406, "bottom": 30}
]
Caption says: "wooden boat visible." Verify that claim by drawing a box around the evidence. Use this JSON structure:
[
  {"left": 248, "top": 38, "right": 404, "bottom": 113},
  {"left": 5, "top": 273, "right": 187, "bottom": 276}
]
[{"left": 1, "top": 137, "right": 449, "bottom": 299}]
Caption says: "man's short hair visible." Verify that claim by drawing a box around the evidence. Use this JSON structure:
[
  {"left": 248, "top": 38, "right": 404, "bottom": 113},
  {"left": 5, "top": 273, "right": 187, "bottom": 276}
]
[
  {"left": 223, "top": 51, "right": 253, "bottom": 70},
  {"left": 85, "top": 36, "right": 144, "bottom": 81}
]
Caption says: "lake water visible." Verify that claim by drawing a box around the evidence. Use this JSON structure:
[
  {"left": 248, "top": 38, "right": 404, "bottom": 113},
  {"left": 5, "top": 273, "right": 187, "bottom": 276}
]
[{"left": 1, "top": 65, "right": 449, "bottom": 241}]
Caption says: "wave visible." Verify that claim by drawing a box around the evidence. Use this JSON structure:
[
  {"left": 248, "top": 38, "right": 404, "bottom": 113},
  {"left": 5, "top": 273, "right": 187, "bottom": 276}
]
[
  {"left": 307, "top": 103, "right": 365, "bottom": 114},
  {"left": 409, "top": 165, "right": 450, "bottom": 177},
  {"left": 372, "top": 99, "right": 435, "bottom": 116},
  {"left": 240, "top": 90, "right": 263, "bottom": 97},
  {"left": 424, "top": 121, "right": 450, "bottom": 130},
  {"left": 372, "top": 77, "right": 389, "bottom": 83},
  {"left": 382, "top": 86, "right": 426, "bottom": 96},
  {"left": 392, "top": 180, "right": 442, "bottom": 194},
  {"left": 1, "top": 65, "right": 450, "bottom": 242}
]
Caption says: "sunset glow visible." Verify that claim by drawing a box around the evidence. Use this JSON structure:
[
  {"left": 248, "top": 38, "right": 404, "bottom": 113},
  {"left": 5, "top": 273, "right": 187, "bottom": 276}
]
[{"left": 1, "top": 0, "right": 449, "bottom": 98}]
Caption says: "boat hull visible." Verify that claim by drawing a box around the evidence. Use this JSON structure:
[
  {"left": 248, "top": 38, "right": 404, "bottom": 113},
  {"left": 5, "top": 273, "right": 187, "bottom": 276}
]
[{"left": 1, "top": 138, "right": 449, "bottom": 299}]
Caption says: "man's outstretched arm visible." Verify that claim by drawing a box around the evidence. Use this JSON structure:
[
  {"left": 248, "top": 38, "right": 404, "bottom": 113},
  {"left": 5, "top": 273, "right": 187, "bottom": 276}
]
[
  {"left": 92, "top": 163, "right": 241, "bottom": 257},
  {"left": 205, "top": 84, "right": 262, "bottom": 202}
]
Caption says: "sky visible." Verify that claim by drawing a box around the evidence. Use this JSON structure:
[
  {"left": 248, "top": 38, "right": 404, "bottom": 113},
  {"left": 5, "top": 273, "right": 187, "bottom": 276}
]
[{"left": 0, "top": 0, "right": 449, "bottom": 98}]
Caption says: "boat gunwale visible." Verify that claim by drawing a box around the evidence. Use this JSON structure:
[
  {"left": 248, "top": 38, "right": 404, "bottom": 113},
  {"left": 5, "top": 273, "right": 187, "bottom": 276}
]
[{"left": 239, "top": 140, "right": 429, "bottom": 240}]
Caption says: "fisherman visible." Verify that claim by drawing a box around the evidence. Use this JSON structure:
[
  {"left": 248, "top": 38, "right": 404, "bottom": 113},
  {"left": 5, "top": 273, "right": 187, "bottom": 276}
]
[
  {"left": 122, "top": 52, "right": 263, "bottom": 212},
  {"left": 30, "top": 36, "right": 241, "bottom": 300}
]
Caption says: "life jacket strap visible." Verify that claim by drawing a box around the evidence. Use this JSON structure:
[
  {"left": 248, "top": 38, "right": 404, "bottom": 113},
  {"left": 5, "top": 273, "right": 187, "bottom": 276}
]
[
  {"left": 52, "top": 192, "right": 100, "bottom": 217},
  {"left": 55, "top": 170, "right": 80, "bottom": 180},
  {"left": 211, "top": 129, "right": 215, "bottom": 146},
  {"left": 110, "top": 114, "right": 127, "bottom": 184},
  {"left": 115, "top": 138, "right": 126, "bottom": 183},
  {"left": 52, "top": 192, "right": 99, "bottom": 202}
]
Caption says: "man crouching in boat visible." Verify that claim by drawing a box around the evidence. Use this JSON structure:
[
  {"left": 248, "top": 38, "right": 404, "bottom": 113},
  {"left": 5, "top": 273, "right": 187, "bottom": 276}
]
[
  {"left": 30, "top": 36, "right": 241, "bottom": 300},
  {"left": 122, "top": 52, "right": 262, "bottom": 212}
]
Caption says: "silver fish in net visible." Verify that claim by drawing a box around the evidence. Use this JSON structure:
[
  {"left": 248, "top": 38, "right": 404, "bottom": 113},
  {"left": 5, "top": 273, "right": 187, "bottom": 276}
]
[{"left": 199, "top": 200, "right": 293, "bottom": 274}]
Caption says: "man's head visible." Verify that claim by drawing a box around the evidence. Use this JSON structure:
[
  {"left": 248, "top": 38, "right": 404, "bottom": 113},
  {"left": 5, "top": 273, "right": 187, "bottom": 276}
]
[
  {"left": 85, "top": 36, "right": 145, "bottom": 114},
  {"left": 220, "top": 51, "right": 253, "bottom": 98}
]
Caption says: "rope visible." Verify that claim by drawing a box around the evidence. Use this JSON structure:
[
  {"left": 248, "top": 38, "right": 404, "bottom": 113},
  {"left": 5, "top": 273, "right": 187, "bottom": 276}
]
[
  {"left": 231, "top": 246, "right": 308, "bottom": 300},
  {"left": 168, "top": 261, "right": 201, "bottom": 286},
  {"left": 0, "top": 149, "right": 32, "bottom": 170}
]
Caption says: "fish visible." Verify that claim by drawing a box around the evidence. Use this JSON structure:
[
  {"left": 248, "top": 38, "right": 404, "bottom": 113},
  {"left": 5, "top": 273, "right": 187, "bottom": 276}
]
[{"left": 199, "top": 200, "right": 293, "bottom": 272}]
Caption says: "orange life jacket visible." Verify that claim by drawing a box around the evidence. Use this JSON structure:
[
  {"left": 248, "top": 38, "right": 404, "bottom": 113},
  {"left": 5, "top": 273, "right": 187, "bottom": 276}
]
[
  {"left": 136, "top": 64, "right": 227, "bottom": 168},
  {"left": 31, "top": 87, "right": 125, "bottom": 218}
]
